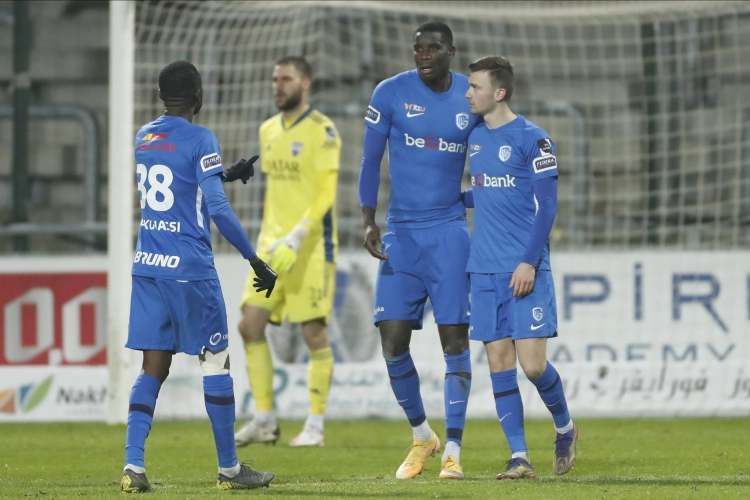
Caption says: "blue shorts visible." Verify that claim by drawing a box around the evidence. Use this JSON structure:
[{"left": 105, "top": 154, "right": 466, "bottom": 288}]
[
  {"left": 469, "top": 271, "right": 558, "bottom": 342},
  {"left": 127, "top": 276, "right": 229, "bottom": 355},
  {"left": 374, "top": 218, "right": 471, "bottom": 329}
]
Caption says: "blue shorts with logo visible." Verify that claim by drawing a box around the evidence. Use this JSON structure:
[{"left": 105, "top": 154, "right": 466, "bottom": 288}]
[
  {"left": 374, "top": 218, "right": 471, "bottom": 329},
  {"left": 469, "top": 271, "right": 558, "bottom": 342},
  {"left": 127, "top": 276, "right": 229, "bottom": 355}
]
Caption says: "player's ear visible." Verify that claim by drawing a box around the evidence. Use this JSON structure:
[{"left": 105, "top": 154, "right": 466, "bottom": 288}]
[
  {"left": 495, "top": 87, "right": 506, "bottom": 103},
  {"left": 448, "top": 46, "right": 456, "bottom": 59},
  {"left": 302, "top": 76, "right": 312, "bottom": 92},
  {"left": 193, "top": 88, "right": 204, "bottom": 115}
]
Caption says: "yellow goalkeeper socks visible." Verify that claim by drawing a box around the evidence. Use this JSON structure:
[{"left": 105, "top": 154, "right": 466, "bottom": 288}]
[
  {"left": 308, "top": 347, "right": 334, "bottom": 416},
  {"left": 244, "top": 341, "right": 274, "bottom": 412}
]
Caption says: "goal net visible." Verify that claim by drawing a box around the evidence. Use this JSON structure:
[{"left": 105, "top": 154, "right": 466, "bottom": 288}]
[
  {"left": 114, "top": 1, "right": 750, "bottom": 421},
  {"left": 134, "top": 0, "right": 750, "bottom": 251}
]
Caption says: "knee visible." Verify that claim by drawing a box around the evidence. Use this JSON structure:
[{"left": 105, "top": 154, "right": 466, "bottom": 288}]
[
  {"left": 520, "top": 359, "right": 547, "bottom": 382},
  {"left": 200, "top": 349, "right": 230, "bottom": 376},
  {"left": 143, "top": 364, "right": 170, "bottom": 384},
  {"left": 380, "top": 333, "right": 408, "bottom": 358},
  {"left": 442, "top": 335, "right": 469, "bottom": 355},
  {"left": 302, "top": 319, "right": 329, "bottom": 351},
  {"left": 238, "top": 315, "right": 265, "bottom": 343}
]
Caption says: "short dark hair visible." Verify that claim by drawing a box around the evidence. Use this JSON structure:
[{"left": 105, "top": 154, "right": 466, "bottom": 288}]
[
  {"left": 468, "top": 56, "right": 514, "bottom": 101},
  {"left": 158, "top": 60, "right": 201, "bottom": 102},
  {"left": 276, "top": 56, "right": 313, "bottom": 80},
  {"left": 414, "top": 21, "right": 453, "bottom": 46}
]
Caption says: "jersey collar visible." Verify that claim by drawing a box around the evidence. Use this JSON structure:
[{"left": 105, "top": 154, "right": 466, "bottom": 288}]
[
  {"left": 414, "top": 70, "right": 457, "bottom": 101},
  {"left": 281, "top": 106, "right": 314, "bottom": 130}
]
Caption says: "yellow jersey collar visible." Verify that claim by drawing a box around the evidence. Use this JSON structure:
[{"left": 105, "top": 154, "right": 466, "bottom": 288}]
[{"left": 281, "top": 106, "right": 313, "bottom": 130}]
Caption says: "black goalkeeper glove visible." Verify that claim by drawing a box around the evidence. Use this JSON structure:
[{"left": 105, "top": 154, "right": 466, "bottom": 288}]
[
  {"left": 224, "top": 155, "right": 259, "bottom": 184},
  {"left": 250, "top": 258, "right": 278, "bottom": 298}
]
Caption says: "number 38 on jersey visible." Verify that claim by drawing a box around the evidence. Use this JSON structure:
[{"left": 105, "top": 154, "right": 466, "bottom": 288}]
[{"left": 137, "top": 164, "right": 175, "bottom": 211}]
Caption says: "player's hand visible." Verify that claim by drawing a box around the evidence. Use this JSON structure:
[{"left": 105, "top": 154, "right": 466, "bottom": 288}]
[
  {"left": 268, "top": 224, "right": 308, "bottom": 273},
  {"left": 363, "top": 223, "right": 388, "bottom": 260},
  {"left": 509, "top": 262, "right": 536, "bottom": 298},
  {"left": 224, "top": 155, "right": 259, "bottom": 184},
  {"left": 250, "top": 258, "right": 278, "bottom": 298},
  {"left": 269, "top": 242, "right": 297, "bottom": 273}
]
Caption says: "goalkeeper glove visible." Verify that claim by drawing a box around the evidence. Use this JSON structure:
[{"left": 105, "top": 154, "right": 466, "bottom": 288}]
[
  {"left": 268, "top": 223, "right": 309, "bottom": 273},
  {"left": 224, "top": 155, "right": 259, "bottom": 184},
  {"left": 250, "top": 258, "right": 278, "bottom": 298}
]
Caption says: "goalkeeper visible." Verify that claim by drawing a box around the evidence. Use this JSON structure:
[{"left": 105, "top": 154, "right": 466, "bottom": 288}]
[{"left": 235, "top": 56, "right": 340, "bottom": 448}]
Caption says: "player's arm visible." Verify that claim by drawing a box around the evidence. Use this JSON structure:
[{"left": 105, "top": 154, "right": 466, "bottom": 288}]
[
  {"left": 360, "top": 81, "right": 393, "bottom": 260},
  {"left": 268, "top": 123, "right": 341, "bottom": 273},
  {"left": 460, "top": 188, "right": 474, "bottom": 209},
  {"left": 510, "top": 177, "right": 558, "bottom": 297},
  {"left": 510, "top": 136, "right": 559, "bottom": 298},
  {"left": 201, "top": 175, "right": 277, "bottom": 297},
  {"left": 359, "top": 127, "right": 389, "bottom": 260}
]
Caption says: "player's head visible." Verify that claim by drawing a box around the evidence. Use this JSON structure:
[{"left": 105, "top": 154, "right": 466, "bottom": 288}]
[
  {"left": 465, "top": 56, "right": 514, "bottom": 115},
  {"left": 413, "top": 21, "right": 455, "bottom": 85},
  {"left": 273, "top": 56, "right": 312, "bottom": 112},
  {"left": 158, "top": 60, "right": 203, "bottom": 114}
]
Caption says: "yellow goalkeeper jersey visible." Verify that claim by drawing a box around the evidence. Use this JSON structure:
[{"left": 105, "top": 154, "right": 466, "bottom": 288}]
[{"left": 259, "top": 107, "right": 341, "bottom": 259}]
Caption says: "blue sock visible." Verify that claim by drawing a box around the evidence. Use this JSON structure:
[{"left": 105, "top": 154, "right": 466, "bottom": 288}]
[
  {"left": 529, "top": 362, "right": 571, "bottom": 431},
  {"left": 490, "top": 369, "right": 527, "bottom": 454},
  {"left": 444, "top": 349, "right": 471, "bottom": 445},
  {"left": 125, "top": 374, "right": 161, "bottom": 468},
  {"left": 203, "top": 374, "right": 238, "bottom": 469},
  {"left": 384, "top": 350, "right": 426, "bottom": 427}
]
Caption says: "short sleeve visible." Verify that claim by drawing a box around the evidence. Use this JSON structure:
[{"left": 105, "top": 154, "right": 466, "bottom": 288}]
[
  {"left": 527, "top": 129, "right": 558, "bottom": 181},
  {"left": 194, "top": 129, "right": 225, "bottom": 183},
  {"left": 364, "top": 80, "right": 393, "bottom": 135},
  {"left": 315, "top": 122, "right": 341, "bottom": 172}
]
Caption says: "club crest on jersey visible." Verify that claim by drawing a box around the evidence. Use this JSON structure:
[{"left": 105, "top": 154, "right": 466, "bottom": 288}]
[
  {"left": 499, "top": 145, "right": 512, "bottom": 162},
  {"left": 291, "top": 142, "right": 303, "bottom": 156},
  {"left": 532, "top": 307, "right": 544, "bottom": 322},
  {"left": 456, "top": 113, "right": 469, "bottom": 130}
]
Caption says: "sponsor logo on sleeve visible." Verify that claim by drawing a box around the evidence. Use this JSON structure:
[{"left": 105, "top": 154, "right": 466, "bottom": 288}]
[
  {"left": 325, "top": 126, "right": 337, "bottom": 142},
  {"left": 533, "top": 155, "right": 558, "bottom": 173},
  {"left": 365, "top": 105, "right": 381, "bottom": 124},
  {"left": 537, "top": 138, "right": 553, "bottom": 156},
  {"left": 456, "top": 113, "right": 469, "bottom": 130},
  {"left": 200, "top": 153, "right": 222, "bottom": 172}
]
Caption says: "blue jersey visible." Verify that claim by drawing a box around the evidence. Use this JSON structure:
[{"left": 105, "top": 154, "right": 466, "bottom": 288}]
[
  {"left": 133, "top": 115, "right": 226, "bottom": 280},
  {"left": 467, "top": 116, "right": 559, "bottom": 273},
  {"left": 365, "top": 70, "right": 481, "bottom": 228}
]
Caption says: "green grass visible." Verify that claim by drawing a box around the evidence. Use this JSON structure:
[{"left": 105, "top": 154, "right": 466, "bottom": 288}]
[{"left": 2, "top": 419, "right": 749, "bottom": 499}]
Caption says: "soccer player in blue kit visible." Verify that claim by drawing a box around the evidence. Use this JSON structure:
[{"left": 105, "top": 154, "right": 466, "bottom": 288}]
[
  {"left": 358, "top": 22, "right": 480, "bottom": 480},
  {"left": 121, "top": 61, "right": 278, "bottom": 492},
  {"left": 464, "top": 56, "right": 578, "bottom": 479}
]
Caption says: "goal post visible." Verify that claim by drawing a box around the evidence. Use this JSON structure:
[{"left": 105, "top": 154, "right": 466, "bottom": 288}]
[{"left": 107, "top": 0, "right": 136, "bottom": 425}]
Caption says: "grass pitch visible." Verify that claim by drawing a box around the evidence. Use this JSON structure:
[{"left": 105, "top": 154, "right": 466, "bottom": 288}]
[{"left": 2, "top": 418, "right": 749, "bottom": 499}]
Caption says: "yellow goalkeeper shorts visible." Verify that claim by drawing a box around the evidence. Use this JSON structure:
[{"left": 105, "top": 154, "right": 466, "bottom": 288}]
[{"left": 241, "top": 234, "right": 336, "bottom": 325}]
